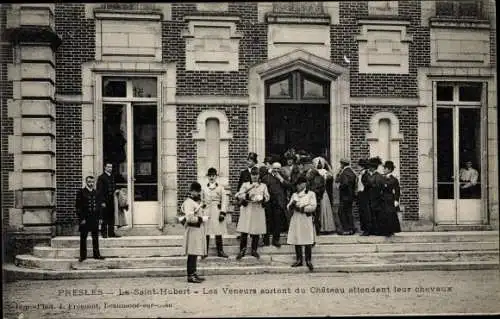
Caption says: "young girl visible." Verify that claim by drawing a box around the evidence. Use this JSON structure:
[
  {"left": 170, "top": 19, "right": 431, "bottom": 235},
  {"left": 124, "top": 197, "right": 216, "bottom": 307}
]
[
  {"left": 202, "top": 167, "right": 229, "bottom": 258},
  {"left": 235, "top": 166, "right": 270, "bottom": 260},
  {"left": 287, "top": 176, "right": 317, "bottom": 271},
  {"left": 178, "top": 182, "right": 209, "bottom": 283}
]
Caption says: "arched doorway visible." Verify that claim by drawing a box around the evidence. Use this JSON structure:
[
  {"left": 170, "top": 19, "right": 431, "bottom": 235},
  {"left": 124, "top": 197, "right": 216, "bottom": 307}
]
[{"left": 265, "top": 71, "right": 330, "bottom": 162}]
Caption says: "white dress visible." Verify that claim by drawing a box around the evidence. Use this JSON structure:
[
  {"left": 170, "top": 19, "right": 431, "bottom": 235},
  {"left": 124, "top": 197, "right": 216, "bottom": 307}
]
[
  {"left": 202, "top": 182, "right": 228, "bottom": 236},
  {"left": 287, "top": 190, "right": 317, "bottom": 245},
  {"left": 236, "top": 182, "right": 269, "bottom": 235},
  {"left": 180, "top": 198, "right": 207, "bottom": 256},
  {"left": 317, "top": 168, "right": 336, "bottom": 233}
]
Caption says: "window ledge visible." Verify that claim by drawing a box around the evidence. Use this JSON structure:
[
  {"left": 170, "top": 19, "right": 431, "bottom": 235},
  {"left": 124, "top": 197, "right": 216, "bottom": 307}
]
[
  {"left": 266, "top": 13, "right": 330, "bottom": 25},
  {"left": 94, "top": 10, "right": 162, "bottom": 21},
  {"left": 430, "top": 17, "right": 490, "bottom": 29}
]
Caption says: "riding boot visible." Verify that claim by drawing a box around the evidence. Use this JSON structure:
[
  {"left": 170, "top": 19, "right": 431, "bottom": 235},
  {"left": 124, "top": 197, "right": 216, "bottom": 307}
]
[
  {"left": 215, "top": 235, "right": 228, "bottom": 258},
  {"left": 236, "top": 233, "right": 248, "bottom": 260},
  {"left": 291, "top": 245, "right": 303, "bottom": 267},
  {"left": 305, "top": 245, "right": 314, "bottom": 271},
  {"left": 250, "top": 235, "right": 260, "bottom": 259},
  {"left": 202, "top": 236, "right": 209, "bottom": 259}
]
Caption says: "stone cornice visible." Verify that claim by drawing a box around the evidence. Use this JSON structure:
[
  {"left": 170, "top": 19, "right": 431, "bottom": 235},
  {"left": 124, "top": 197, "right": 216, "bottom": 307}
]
[{"left": 2, "top": 26, "right": 61, "bottom": 50}]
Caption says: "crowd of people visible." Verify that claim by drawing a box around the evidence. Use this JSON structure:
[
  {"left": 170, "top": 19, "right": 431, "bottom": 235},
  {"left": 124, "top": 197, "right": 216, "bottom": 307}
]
[{"left": 178, "top": 149, "right": 402, "bottom": 283}]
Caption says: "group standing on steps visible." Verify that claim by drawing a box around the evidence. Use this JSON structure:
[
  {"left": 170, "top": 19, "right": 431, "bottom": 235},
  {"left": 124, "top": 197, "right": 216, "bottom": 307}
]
[{"left": 178, "top": 150, "right": 402, "bottom": 283}]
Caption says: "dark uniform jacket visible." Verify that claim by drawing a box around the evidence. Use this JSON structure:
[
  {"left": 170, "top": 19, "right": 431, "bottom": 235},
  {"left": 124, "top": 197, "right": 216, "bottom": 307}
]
[
  {"left": 96, "top": 173, "right": 116, "bottom": 209},
  {"left": 260, "top": 171, "right": 292, "bottom": 210},
  {"left": 75, "top": 187, "right": 99, "bottom": 231},
  {"left": 335, "top": 166, "right": 357, "bottom": 202},
  {"left": 364, "top": 171, "right": 385, "bottom": 213}
]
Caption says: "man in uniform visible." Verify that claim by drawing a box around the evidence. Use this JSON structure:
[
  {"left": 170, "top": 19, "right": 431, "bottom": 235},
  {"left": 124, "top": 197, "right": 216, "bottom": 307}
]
[
  {"left": 335, "top": 158, "right": 357, "bottom": 235},
  {"left": 96, "top": 162, "right": 120, "bottom": 238},
  {"left": 237, "top": 152, "right": 258, "bottom": 192},
  {"left": 76, "top": 176, "right": 105, "bottom": 262}
]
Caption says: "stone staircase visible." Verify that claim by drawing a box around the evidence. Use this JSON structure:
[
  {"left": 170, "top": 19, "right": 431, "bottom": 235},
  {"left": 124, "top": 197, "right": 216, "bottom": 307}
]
[{"left": 4, "top": 231, "right": 499, "bottom": 281}]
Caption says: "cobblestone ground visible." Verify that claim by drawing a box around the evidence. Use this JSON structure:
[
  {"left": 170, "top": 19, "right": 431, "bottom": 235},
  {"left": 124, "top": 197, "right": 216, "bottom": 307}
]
[{"left": 3, "top": 270, "right": 499, "bottom": 318}]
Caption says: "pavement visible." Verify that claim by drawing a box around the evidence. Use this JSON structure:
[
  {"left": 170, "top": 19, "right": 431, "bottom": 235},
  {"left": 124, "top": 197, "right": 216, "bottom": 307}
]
[{"left": 3, "top": 270, "right": 499, "bottom": 318}]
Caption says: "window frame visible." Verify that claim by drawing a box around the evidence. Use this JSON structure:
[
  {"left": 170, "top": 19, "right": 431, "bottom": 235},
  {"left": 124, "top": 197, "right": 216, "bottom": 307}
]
[
  {"left": 265, "top": 71, "right": 330, "bottom": 104},
  {"left": 435, "top": 0, "right": 484, "bottom": 20}
]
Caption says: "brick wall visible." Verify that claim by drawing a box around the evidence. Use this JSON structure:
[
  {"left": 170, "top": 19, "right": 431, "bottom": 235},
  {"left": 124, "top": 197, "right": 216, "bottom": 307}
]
[
  {"left": 1, "top": 4, "right": 14, "bottom": 231},
  {"left": 169, "top": 3, "right": 267, "bottom": 96},
  {"left": 176, "top": 104, "right": 248, "bottom": 210},
  {"left": 55, "top": 3, "right": 95, "bottom": 95},
  {"left": 331, "top": 1, "right": 430, "bottom": 97},
  {"left": 350, "top": 105, "right": 419, "bottom": 220},
  {"left": 55, "top": 105, "right": 82, "bottom": 225}
]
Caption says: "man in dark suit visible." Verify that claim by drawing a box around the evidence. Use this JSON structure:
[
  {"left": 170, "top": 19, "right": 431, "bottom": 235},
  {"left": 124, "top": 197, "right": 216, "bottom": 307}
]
[
  {"left": 76, "top": 176, "right": 105, "bottom": 262},
  {"left": 335, "top": 158, "right": 357, "bottom": 235},
  {"left": 96, "top": 162, "right": 120, "bottom": 238},
  {"left": 237, "top": 152, "right": 258, "bottom": 192},
  {"left": 260, "top": 162, "right": 292, "bottom": 247}
]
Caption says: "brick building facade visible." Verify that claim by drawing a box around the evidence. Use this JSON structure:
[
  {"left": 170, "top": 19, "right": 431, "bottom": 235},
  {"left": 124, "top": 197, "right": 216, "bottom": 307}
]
[{"left": 1, "top": 2, "right": 498, "bottom": 253}]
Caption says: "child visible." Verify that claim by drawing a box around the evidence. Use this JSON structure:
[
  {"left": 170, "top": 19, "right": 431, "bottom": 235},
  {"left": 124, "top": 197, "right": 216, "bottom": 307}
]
[
  {"left": 178, "top": 182, "right": 209, "bottom": 283},
  {"left": 202, "top": 167, "right": 229, "bottom": 258},
  {"left": 287, "top": 176, "right": 317, "bottom": 271},
  {"left": 235, "top": 166, "right": 270, "bottom": 260}
]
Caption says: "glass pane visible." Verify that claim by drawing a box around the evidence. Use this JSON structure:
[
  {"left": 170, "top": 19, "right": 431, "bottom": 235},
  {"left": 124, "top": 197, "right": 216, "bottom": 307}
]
[
  {"left": 437, "top": 84, "right": 454, "bottom": 101},
  {"left": 103, "top": 77, "right": 127, "bottom": 97},
  {"left": 437, "top": 108, "right": 454, "bottom": 199},
  {"left": 103, "top": 104, "right": 128, "bottom": 185},
  {"left": 458, "top": 108, "right": 481, "bottom": 199},
  {"left": 303, "top": 78, "right": 325, "bottom": 98},
  {"left": 435, "top": 1, "right": 455, "bottom": 16},
  {"left": 132, "top": 78, "right": 157, "bottom": 98},
  {"left": 459, "top": 83, "right": 482, "bottom": 102},
  {"left": 133, "top": 104, "right": 158, "bottom": 201},
  {"left": 268, "top": 78, "right": 291, "bottom": 98},
  {"left": 458, "top": 1, "right": 480, "bottom": 18}
]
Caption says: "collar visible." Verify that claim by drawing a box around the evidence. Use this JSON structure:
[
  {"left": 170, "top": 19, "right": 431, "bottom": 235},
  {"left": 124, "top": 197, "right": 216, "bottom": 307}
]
[
  {"left": 105, "top": 172, "right": 111, "bottom": 176},
  {"left": 207, "top": 182, "right": 218, "bottom": 189},
  {"left": 85, "top": 186, "right": 94, "bottom": 192}
]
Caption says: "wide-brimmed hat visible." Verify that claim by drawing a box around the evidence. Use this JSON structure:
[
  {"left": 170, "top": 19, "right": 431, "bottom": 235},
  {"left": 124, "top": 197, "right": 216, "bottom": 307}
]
[
  {"left": 383, "top": 161, "right": 395, "bottom": 171},
  {"left": 247, "top": 152, "right": 258, "bottom": 164},
  {"left": 295, "top": 175, "right": 308, "bottom": 186}
]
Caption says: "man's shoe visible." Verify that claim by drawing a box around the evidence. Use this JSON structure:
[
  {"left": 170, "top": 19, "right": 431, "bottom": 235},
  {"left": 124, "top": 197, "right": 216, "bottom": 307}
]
[
  {"left": 306, "top": 261, "right": 314, "bottom": 271},
  {"left": 250, "top": 250, "right": 260, "bottom": 259},
  {"left": 187, "top": 275, "right": 203, "bottom": 283},
  {"left": 193, "top": 273, "right": 205, "bottom": 282},
  {"left": 236, "top": 249, "right": 246, "bottom": 260},
  {"left": 101, "top": 233, "right": 108, "bottom": 238},
  {"left": 291, "top": 260, "right": 303, "bottom": 267},
  {"left": 93, "top": 255, "right": 105, "bottom": 260},
  {"left": 272, "top": 240, "right": 281, "bottom": 248},
  {"left": 217, "top": 251, "right": 229, "bottom": 258},
  {"left": 78, "top": 257, "right": 86, "bottom": 262},
  {"left": 110, "top": 234, "right": 121, "bottom": 238},
  {"left": 201, "top": 255, "right": 208, "bottom": 260},
  {"left": 361, "top": 231, "right": 370, "bottom": 236}
]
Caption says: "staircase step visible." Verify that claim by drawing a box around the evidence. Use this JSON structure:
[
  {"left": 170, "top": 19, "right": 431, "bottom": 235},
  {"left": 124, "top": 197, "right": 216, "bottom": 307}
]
[
  {"left": 33, "top": 241, "right": 499, "bottom": 259},
  {"left": 5, "top": 261, "right": 499, "bottom": 281},
  {"left": 15, "top": 251, "right": 499, "bottom": 271},
  {"left": 50, "top": 231, "right": 500, "bottom": 248}
]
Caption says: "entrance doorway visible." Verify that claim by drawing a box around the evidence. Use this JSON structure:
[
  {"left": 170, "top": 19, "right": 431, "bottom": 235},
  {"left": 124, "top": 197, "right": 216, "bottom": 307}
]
[
  {"left": 434, "top": 82, "right": 484, "bottom": 225},
  {"left": 101, "top": 77, "right": 160, "bottom": 227},
  {"left": 264, "top": 71, "right": 330, "bottom": 162}
]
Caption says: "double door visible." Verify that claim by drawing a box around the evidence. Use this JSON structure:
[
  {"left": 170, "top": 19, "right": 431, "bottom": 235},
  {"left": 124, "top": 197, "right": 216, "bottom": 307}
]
[{"left": 102, "top": 103, "right": 159, "bottom": 226}]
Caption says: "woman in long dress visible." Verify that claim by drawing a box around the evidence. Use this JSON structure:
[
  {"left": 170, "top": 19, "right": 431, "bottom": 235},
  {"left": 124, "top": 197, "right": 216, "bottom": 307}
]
[
  {"left": 235, "top": 166, "right": 270, "bottom": 259},
  {"left": 379, "top": 161, "right": 402, "bottom": 237},
  {"left": 312, "top": 157, "right": 336, "bottom": 234}
]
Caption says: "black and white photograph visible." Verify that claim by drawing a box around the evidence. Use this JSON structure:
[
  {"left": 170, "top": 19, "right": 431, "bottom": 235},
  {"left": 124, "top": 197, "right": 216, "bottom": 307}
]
[{"left": 1, "top": 1, "right": 499, "bottom": 318}]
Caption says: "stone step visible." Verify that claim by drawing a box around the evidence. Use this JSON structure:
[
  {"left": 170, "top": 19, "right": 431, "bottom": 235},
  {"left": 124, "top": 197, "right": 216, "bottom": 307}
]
[
  {"left": 33, "top": 241, "right": 499, "bottom": 259},
  {"left": 50, "top": 231, "right": 500, "bottom": 248},
  {"left": 15, "top": 251, "right": 499, "bottom": 271},
  {"left": 5, "top": 261, "right": 499, "bottom": 281}
]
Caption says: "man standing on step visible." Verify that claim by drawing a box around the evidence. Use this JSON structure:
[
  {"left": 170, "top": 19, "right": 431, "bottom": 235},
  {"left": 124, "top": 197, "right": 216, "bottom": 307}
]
[
  {"left": 335, "top": 158, "right": 357, "bottom": 235},
  {"left": 97, "top": 163, "right": 120, "bottom": 238},
  {"left": 76, "top": 176, "right": 105, "bottom": 262}
]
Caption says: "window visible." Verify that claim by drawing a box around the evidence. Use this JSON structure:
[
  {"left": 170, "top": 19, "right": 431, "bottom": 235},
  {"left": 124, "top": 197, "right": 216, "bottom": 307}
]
[
  {"left": 435, "top": 1, "right": 484, "bottom": 19},
  {"left": 103, "top": 77, "right": 157, "bottom": 98},
  {"left": 437, "top": 82, "right": 482, "bottom": 103},
  {"left": 265, "top": 71, "right": 329, "bottom": 102}
]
